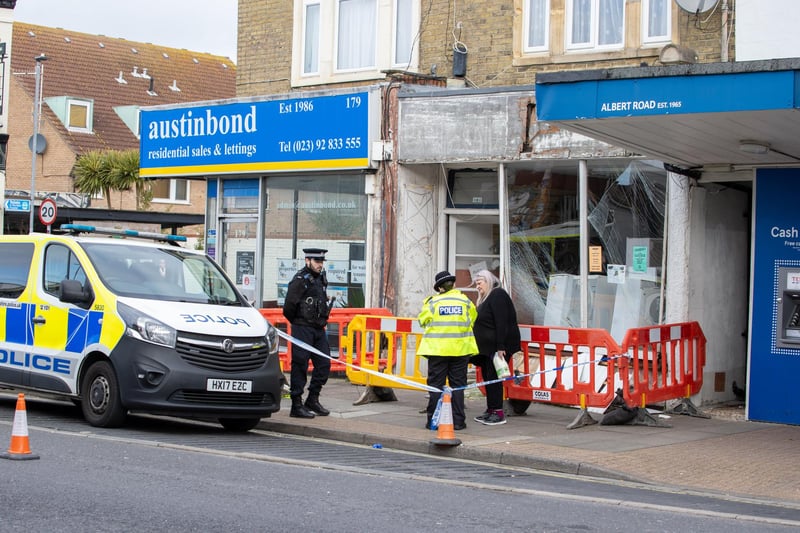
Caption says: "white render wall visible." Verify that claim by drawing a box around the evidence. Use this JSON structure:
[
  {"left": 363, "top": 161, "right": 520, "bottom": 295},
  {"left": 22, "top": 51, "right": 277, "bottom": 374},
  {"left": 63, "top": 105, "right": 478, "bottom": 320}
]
[
  {"left": 393, "top": 164, "right": 439, "bottom": 317},
  {"left": 687, "top": 183, "right": 750, "bottom": 405}
]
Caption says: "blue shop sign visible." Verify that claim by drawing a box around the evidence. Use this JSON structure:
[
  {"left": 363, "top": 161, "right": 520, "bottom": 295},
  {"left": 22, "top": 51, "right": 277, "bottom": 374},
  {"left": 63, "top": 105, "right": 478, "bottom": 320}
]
[
  {"left": 536, "top": 71, "right": 797, "bottom": 121},
  {"left": 140, "top": 91, "right": 373, "bottom": 177}
]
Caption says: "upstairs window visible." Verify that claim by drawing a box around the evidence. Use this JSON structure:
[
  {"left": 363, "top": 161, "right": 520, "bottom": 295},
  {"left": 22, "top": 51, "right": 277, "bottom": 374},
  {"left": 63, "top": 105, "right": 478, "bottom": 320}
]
[
  {"left": 394, "top": 0, "right": 414, "bottom": 65},
  {"left": 336, "top": 0, "right": 377, "bottom": 71},
  {"left": 151, "top": 178, "right": 189, "bottom": 203},
  {"left": 524, "top": 0, "right": 550, "bottom": 52},
  {"left": 302, "top": 1, "right": 320, "bottom": 74},
  {"left": 68, "top": 99, "right": 93, "bottom": 133},
  {"left": 294, "top": 0, "right": 418, "bottom": 86},
  {"left": 566, "top": 0, "right": 624, "bottom": 51},
  {"left": 642, "top": 0, "right": 670, "bottom": 44}
]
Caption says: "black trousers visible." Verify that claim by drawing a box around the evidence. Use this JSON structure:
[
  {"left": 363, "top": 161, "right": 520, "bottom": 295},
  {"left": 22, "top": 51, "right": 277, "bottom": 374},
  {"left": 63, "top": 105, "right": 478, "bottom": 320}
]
[
  {"left": 472, "top": 353, "right": 504, "bottom": 411},
  {"left": 290, "top": 324, "right": 331, "bottom": 399},
  {"left": 425, "top": 355, "right": 469, "bottom": 426}
]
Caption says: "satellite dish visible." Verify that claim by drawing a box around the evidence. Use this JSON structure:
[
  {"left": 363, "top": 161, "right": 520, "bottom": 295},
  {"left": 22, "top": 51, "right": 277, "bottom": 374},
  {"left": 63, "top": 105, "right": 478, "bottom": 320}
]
[{"left": 675, "top": 0, "right": 719, "bottom": 14}]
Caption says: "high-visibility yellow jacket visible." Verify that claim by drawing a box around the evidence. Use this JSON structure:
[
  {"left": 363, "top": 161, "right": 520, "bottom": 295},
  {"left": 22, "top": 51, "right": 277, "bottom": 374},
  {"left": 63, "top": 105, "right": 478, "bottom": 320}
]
[{"left": 416, "top": 288, "right": 478, "bottom": 357}]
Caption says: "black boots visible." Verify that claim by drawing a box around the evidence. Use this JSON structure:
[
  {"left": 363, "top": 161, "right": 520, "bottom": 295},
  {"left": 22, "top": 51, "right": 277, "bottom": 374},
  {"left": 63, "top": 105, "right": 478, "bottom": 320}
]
[
  {"left": 290, "top": 397, "right": 315, "bottom": 419},
  {"left": 304, "top": 394, "right": 330, "bottom": 416}
]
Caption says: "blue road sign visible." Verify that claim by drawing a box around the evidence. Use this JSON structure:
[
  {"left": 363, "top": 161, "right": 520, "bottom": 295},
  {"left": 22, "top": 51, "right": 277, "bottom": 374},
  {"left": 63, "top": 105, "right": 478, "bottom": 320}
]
[{"left": 4, "top": 199, "right": 31, "bottom": 212}]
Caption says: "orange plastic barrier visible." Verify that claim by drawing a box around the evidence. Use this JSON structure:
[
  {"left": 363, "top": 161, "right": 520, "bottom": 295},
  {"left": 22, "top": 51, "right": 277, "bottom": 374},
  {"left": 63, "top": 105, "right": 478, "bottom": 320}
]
[
  {"left": 259, "top": 307, "right": 392, "bottom": 373},
  {"left": 345, "top": 315, "right": 429, "bottom": 390},
  {"left": 503, "top": 325, "right": 626, "bottom": 416},
  {"left": 620, "top": 321, "right": 706, "bottom": 408}
]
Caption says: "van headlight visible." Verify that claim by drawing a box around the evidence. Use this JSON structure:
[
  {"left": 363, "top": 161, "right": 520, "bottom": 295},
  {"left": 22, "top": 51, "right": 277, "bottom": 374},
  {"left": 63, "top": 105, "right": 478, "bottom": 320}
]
[
  {"left": 118, "top": 301, "right": 177, "bottom": 348},
  {"left": 266, "top": 322, "right": 279, "bottom": 356}
]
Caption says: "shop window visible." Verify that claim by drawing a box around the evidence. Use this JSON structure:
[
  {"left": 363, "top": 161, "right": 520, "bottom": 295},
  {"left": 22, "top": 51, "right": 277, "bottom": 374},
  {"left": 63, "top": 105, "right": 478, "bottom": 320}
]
[
  {"left": 507, "top": 160, "right": 666, "bottom": 342},
  {"left": 261, "top": 174, "right": 367, "bottom": 308},
  {"left": 447, "top": 170, "right": 499, "bottom": 209}
]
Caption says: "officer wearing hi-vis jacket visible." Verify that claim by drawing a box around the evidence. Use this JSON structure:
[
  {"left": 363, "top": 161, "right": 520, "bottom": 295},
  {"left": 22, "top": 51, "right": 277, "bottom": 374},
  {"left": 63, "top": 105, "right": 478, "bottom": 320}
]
[
  {"left": 282, "top": 248, "right": 335, "bottom": 418},
  {"left": 417, "top": 270, "right": 479, "bottom": 430}
]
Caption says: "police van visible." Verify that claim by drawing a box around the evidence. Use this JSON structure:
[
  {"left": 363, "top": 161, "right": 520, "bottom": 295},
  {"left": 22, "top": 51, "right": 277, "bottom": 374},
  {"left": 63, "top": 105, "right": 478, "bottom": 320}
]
[{"left": 0, "top": 225, "right": 283, "bottom": 431}]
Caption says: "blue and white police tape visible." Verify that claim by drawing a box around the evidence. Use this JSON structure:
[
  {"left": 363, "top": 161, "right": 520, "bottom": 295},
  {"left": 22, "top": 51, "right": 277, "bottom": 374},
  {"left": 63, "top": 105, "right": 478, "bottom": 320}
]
[
  {"left": 275, "top": 328, "right": 627, "bottom": 401},
  {"left": 454, "top": 352, "right": 629, "bottom": 392}
]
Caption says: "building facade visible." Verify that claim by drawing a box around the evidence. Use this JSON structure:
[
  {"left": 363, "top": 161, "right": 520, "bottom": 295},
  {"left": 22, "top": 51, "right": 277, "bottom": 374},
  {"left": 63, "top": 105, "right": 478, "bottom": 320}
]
[{"left": 144, "top": 1, "right": 761, "bottom": 413}]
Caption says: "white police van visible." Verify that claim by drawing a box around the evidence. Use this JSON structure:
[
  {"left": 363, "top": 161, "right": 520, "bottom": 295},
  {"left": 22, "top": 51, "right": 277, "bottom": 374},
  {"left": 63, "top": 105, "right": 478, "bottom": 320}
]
[{"left": 0, "top": 224, "right": 283, "bottom": 431}]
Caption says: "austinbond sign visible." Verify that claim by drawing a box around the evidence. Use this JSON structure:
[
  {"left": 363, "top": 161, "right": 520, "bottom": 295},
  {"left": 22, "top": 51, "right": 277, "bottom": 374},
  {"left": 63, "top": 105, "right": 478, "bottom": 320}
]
[{"left": 139, "top": 91, "right": 375, "bottom": 177}]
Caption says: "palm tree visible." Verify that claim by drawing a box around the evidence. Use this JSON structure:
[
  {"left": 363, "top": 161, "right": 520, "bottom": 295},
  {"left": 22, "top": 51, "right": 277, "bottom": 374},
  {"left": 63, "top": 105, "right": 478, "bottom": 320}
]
[
  {"left": 73, "top": 150, "right": 113, "bottom": 209},
  {"left": 74, "top": 149, "right": 151, "bottom": 210},
  {"left": 110, "top": 149, "right": 151, "bottom": 210}
]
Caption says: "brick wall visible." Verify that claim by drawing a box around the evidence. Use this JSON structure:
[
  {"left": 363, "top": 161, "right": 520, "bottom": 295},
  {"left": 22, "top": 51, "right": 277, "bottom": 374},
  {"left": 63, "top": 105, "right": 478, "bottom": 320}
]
[
  {"left": 237, "top": 0, "right": 727, "bottom": 95},
  {"left": 237, "top": 0, "right": 293, "bottom": 97},
  {"left": 6, "top": 79, "right": 76, "bottom": 194}
]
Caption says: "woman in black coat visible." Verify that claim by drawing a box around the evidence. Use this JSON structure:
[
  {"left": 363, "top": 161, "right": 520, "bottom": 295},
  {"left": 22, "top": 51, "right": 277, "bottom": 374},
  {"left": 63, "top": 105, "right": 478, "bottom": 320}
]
[{"left": 471, "top": 269, "right": 521, "bottom": 426}]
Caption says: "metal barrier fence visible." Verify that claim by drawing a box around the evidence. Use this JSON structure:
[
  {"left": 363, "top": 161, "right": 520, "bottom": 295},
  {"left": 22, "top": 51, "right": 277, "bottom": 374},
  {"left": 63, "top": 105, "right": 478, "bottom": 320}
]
[
  {"left": 344, "top": 315, "right": 429, "bottom": 390},
  {"left": 262, "top": 309, "right": 708, "bottom": 426},
  {"left": 501, "top": 325, "right": 627, "bottom": 427},
  {"left": 258, "top": 308, "right": 392, "bottom": 373},
  {"left": 620, "top": 321, "right": 707, "bottom": 415}
]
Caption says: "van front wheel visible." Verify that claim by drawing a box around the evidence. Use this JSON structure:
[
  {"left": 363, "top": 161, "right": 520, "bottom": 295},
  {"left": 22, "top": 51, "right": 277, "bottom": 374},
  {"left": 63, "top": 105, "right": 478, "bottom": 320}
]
[{"left": 82, "top": 361, "right": 127, "bottom": 428}]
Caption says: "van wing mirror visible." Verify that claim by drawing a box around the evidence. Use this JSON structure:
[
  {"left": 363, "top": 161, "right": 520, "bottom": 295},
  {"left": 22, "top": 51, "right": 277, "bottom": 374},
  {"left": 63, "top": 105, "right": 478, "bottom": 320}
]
[{"left": 59, "top": 279, "right": 92, "bottom": 305}]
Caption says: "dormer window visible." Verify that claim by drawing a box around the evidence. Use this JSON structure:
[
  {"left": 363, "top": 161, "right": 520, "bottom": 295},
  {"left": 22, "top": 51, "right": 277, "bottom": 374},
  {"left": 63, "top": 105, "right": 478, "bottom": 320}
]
[{"left": 67, "top": 99, "right": 92, "bottom": 133}]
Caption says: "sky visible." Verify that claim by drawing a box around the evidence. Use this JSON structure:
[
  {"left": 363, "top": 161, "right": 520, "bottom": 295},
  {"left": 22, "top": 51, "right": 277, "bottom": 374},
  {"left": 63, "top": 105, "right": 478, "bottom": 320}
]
[{"left": 13, "top": 0, "right": 239, "bottom": 62}]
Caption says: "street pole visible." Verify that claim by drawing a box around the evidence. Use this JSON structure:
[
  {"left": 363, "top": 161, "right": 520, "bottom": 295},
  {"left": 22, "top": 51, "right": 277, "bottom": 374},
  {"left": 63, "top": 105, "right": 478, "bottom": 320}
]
[{"left": 29, "top": 54, "right": 47, "bottom": 233}]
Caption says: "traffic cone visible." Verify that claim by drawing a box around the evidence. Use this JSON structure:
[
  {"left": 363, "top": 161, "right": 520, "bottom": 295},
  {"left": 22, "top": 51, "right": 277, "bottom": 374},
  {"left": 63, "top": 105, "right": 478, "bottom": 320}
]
[
  {"left": 1, "top": 393, "right": 40, "bottom": 461},
  {"left": 429, "top": 389, "right": 461, "bottom": 447}
]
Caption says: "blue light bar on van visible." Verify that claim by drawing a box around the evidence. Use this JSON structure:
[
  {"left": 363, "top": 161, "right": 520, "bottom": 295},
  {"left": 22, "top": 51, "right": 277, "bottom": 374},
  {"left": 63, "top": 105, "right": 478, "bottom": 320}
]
[{"left": 60, "top": 224, "right": 187, "bottom": 242}]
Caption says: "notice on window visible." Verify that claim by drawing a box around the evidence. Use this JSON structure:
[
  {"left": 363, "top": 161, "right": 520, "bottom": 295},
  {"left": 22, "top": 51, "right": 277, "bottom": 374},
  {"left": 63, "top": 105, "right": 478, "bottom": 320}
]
[
  {"left": 277, "top": 259, "right": 304, "bottom": 283},
  {"left": 607, "top": 264, "right": 626, "bottom": 284},
  {"left": 350, "top": 260, "right": 366, "bottom": 284},
  {"left": 632, "top": 246, "right": 648, "bottom": 273},
  {"left": 589, "top": 246, "right": 603, "bottom": 273},
  {"left": 325, "top": 261, "right": 349, "bottom": 284}
]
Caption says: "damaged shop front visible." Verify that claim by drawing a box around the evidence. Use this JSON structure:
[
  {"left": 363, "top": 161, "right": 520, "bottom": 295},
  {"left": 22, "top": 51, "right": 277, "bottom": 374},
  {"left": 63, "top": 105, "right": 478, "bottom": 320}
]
[{"left": 391, "top": 84, "right": 719, "bottom": 400}]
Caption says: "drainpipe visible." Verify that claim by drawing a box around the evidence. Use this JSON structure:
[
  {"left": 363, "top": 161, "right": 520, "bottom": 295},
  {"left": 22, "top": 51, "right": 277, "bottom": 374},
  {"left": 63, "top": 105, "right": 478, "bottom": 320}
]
[{"left": 721, "top": 0, "right": 729, "bottom": 62}]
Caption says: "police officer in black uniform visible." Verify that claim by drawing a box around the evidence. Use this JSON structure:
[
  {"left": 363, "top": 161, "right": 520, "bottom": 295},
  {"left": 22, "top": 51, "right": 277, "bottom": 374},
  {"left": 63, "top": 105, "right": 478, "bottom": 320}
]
[{"left": 282, "top": 248, "right": 334, "bottom": 418}]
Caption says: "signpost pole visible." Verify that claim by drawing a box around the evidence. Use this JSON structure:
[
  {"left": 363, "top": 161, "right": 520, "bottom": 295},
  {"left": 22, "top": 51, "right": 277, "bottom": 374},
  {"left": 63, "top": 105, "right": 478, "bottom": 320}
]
[{"left": 29, "top": 54, "right": 48, "bottom": 234}]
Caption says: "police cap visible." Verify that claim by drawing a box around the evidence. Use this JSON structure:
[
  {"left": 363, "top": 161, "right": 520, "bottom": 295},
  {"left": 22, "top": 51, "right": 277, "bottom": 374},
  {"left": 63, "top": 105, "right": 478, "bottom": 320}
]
[
  {"left": 433, "top": 270, "right": 456, "bottom": 290},
  {"left": 303, "top": 248, "right": 328, "bottom": 260}
]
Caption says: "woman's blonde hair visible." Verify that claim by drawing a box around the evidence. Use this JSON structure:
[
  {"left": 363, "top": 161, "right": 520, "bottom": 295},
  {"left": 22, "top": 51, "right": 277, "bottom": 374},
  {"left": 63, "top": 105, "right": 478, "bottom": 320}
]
[{"left": 474, "top": 269, "right": 500, "bottom": 306}]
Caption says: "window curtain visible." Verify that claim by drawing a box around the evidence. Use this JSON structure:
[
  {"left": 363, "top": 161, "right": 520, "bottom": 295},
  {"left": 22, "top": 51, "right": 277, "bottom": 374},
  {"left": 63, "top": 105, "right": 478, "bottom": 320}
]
[
  {"left": 303, "top": 2, "right": 320, "bottom": 74},
  {"left": 526, "top": 0, "right": 548, "bottom": 49},
  {"left": 337, "top": 0, "right": 377, "bottom": 70},
  {"left": 598, "top": 0, "right": 624, "bottom": 46},
  {"left": 571, "top": 0, "right": 591, "bottom": 45},
  {"left": 394, "top": 0, "right": 412, "bottom": 65},
  {"left": 647, "top": 0, "right": 668, "bottom": 39}
]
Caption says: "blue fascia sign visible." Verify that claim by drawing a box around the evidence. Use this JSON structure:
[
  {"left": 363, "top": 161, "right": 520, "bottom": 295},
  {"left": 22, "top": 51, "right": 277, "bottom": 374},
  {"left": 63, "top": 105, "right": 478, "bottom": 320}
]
[
  {"left": 140, "top": 91, "right": 375, "bottom": 178},
  {"left": 536, "top": 70, "right": 798, "bottom": 121}
]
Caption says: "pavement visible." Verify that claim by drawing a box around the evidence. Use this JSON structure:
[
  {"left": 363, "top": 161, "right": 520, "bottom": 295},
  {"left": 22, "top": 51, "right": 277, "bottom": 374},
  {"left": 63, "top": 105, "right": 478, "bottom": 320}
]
[{"left": 257, "top": 375, "right": 800, "bottom": 505}]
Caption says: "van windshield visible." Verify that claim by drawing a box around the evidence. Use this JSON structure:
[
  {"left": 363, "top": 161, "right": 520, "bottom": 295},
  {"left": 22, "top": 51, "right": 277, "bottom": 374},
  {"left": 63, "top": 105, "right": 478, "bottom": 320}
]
[{"left": 80, "top": 242, "right": 244, "bottom": 306}]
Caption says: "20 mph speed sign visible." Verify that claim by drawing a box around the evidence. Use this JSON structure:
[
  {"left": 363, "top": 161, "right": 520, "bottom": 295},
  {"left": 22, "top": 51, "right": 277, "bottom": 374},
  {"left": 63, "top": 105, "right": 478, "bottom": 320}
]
[{"left": 38, "top": 198, "right": 57, "bottom": 226}]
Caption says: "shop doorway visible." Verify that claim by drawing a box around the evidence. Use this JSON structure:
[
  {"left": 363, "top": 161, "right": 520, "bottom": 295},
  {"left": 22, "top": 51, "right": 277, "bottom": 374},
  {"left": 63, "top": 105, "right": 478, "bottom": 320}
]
[
  {"left": 220, "top": 218, "right": 259, "bottom": 303},
  {"left": 447, "top": 215, "right": 500, "bottom": 303}
]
